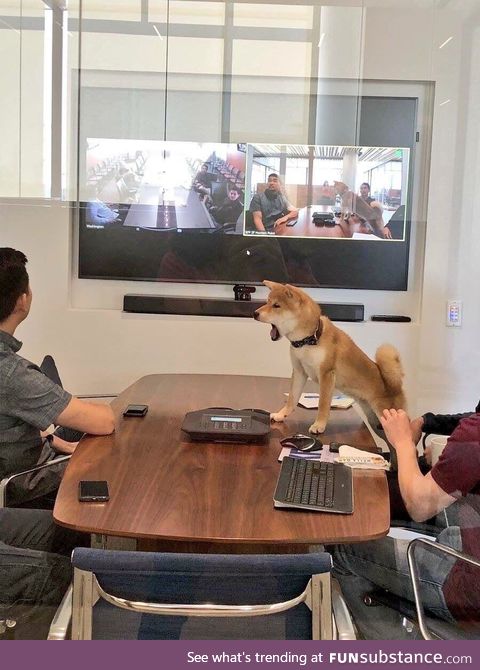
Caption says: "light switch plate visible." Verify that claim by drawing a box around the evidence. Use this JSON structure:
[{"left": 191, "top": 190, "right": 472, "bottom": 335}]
[{"left": 447, "top": 300, "right": 462, "bottom": 327}]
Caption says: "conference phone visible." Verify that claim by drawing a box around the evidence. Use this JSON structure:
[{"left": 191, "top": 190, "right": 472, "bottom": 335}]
[{"left": 181, "top": 407, "right": 271, "bottom": 443}]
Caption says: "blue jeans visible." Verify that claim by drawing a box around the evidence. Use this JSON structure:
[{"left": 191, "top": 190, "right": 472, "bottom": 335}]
[{"left": 332, "top": 527, "right": 461, "bottom": 638}]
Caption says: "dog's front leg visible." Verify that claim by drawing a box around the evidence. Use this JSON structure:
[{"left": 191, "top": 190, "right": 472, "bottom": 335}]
[
  {"left": 309, "top": 369, "right": 335, "bottom": 434},
  {"left": 271, "top": 365, "right": 307, "bottom": 423}
]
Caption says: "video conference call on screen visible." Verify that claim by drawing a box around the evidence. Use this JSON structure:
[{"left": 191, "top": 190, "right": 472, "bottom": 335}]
[{"left": 78, "top": 139, "right": 411, "bottom": 290}]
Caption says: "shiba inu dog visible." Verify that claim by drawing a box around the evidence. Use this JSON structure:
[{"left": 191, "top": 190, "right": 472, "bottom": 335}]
[{"left": 254, "top": 281, "right": 406, "bottom": 434}]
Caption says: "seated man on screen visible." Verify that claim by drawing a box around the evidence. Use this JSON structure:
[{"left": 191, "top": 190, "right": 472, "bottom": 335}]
[
  {"left": 249, "top": 173, "right": 298, "bottom": 233},
  {"left": 334, "top": 181, "right": 391, "bottom": 239},
  {"left": 0, "top": 248, "right": 115, "bottom": 506},
  {"left": 193, "top": 163, "right": 216, "bottom": 204},
  {"left": 333, "top": 408, "right": 480, "bottom": 637},
  {"left": 359, "top": 181, "right": 375, "bottom": 205},
  {"left": 208, "top": 184, "right": 244, "bottom": 226}
]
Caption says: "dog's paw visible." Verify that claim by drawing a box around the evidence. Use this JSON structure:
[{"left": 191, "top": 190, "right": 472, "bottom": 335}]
[
  {"left": 270, "top": 411, "right": 287, "bottom": 423},
  {"left": 309, "top": 421, "right": 326, "bottom": 434}
]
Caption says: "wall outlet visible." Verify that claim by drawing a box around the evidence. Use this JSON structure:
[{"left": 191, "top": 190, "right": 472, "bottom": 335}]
[{"left": 446, "top": 300, "right": 462, "bottom": 327}]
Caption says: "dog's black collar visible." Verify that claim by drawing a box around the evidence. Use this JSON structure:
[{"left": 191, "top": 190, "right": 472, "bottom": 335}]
[{"left": 291, "top": 321, "right": 323, "bottom": 348}]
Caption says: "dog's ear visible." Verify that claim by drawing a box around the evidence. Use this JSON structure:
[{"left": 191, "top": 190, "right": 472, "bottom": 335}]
[
  {"left": 263, "top": 280, "right": 282, "bottom": 291},
  {"left": 285, "top": 283, "right": 303, "bottom": 301}
]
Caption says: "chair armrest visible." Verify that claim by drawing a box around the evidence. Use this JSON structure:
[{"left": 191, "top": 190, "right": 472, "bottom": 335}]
[
  {"left": 48, "top": 584, "right": 73, "bottom": 640},
  {"left": 0, "top": 455, "right": 70, "bottom": 508},
  {"left": 332, "top": 579, "right": 357, "bottom": 640},
  {"left": 407, "top": 537, "right": 480, "bottom": 640}
]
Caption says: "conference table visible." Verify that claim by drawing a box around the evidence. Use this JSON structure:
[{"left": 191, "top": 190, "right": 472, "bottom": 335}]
[
  {"left": 275, "top": 206, "right": 349, "bottom": 238},
  {"left": 54, "top": 375, "right": 390, "bottom": 552},
  {"left": 123, "top": 185, "right": 214, "bottom": 230}
]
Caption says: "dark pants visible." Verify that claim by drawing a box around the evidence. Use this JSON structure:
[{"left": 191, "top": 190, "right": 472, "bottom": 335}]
[{"left": 0, "top": 508, "right": 87, "bottom": 638}]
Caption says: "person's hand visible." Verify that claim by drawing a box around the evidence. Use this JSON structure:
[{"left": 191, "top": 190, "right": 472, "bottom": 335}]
[
  {"left": 51, "top": 435, "right": 78, "bottom": 455},
  {"left": 410, "top": 415, "right": 424, "bottom": 445},
  {"left": 383, "top": 226, "right": 392, "bottom": 239},
  {"left": 274, "top": 216, "right": 287, "bottom": 227},
  {"left": 380, "top": 408, "right": 416, "bottom": 454}
]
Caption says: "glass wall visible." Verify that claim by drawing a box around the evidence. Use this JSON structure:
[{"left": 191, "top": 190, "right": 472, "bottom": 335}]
[{"left": 0, "top": 1, "right": 374, "bottom": 201}]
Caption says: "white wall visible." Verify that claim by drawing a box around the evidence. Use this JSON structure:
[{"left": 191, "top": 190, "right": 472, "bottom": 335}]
[{"left": 2, "top": 2, "right": 480, "bottom": 417}]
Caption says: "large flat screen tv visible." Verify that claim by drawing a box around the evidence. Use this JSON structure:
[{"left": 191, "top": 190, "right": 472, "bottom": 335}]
[{"left": 78, "top": 139, "right": 411, "bottom": 290}]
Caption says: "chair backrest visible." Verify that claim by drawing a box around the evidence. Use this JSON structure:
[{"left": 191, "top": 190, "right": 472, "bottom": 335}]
[{"left": 71, "top": 549, "right": 333, "bottom": 640}]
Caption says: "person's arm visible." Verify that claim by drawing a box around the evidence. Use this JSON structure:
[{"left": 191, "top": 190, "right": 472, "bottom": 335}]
[
  {"left": 252, "top": 210, "right": 266, "bottom": 232},
  {"left": 56, "top": 397, "right": 115, "bottom": 436},
  {"left": 381, "top": 409, "right": 456, "bottom": 522},
  {"left": 40, "top": 428, "right": 78, "bottom": 454},
  {"left": 422, "top": 410, "right": 474, "bottom": 436},
  {"left": 50, "top": 433, "right": 78, "bottom": 454},
  {"left": 274, "top": 205, "right": 299, "bottom": 227}
]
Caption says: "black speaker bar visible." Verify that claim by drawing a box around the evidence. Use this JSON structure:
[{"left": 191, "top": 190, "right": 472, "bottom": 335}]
[{"left": 123, "top": 295, "right": 364, "bottom": 322}]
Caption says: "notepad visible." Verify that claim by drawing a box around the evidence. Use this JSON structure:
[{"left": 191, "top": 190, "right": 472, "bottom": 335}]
[
  {"left": 278, "top": 444, "right": 389, "bottom": 470},
  {"left": 337, "top": 445, "right": 390, "bottom": 470},
  {"left": 285, "top": 393, "right": 354, "bottom": 409}
]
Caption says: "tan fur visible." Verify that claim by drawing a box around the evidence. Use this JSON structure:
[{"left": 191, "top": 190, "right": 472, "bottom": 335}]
[{"left": 255, "top": 280, "right": 407, "bottom": 434}]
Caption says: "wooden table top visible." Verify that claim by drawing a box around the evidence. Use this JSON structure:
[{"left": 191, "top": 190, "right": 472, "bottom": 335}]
[
  {"left": 54, "top": 374, "right": 390, "bottom": 546},
  {"left": 276, "top": 206, "right": 348, "bottom": 238}
]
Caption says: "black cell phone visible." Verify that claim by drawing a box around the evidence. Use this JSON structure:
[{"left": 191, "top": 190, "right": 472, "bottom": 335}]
[
  {"left": 286, "top": 219, "right": 298, "bottom": 227},
  {"left": 78, "top": 480, "right": 110, "bottom": 502},
  {"left": 123, "top": 404, "right": 149, "bottom": 417}
]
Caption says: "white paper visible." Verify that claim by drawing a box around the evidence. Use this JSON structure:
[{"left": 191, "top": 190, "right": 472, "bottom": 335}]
[
  {"left": 337, "top": 445, "right": 389, "bottom": 470},
  {"left": 284, "top": 393, "right": 354, "bottom": 409}
]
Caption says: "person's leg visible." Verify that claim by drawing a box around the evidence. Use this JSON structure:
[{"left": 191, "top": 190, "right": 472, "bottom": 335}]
[
  {"left": 332, "top": 529, "right": 460, "bottom": 623},
  {"left": 0, "top": 508, "right": 80, "bottom": 615},
  {"left": 0, "top": 507, "right": 87, "bottom": 555}
]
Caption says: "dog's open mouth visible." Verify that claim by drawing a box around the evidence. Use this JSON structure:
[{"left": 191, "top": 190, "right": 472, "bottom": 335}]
[{"left": 270, "top": 325, "right": 280, "bottom": 341}]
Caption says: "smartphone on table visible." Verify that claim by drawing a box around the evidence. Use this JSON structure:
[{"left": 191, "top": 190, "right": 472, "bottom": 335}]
[
  {"left": 123, "top": 404, "right": 148, "bottom": 417},
  {"left": 78, "top": 480, "right": 110, "bottom": 502}
]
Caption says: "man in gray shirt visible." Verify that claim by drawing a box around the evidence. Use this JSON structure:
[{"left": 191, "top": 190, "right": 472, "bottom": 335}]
[
  {"left": 0, "top": 248, "right": 115, "bottom": 505},
  {"left": 0, "top": 247, "right": 115, "bottom": 634},
  {"left": 249, "top": 173, "right": 298, "bottom": 232}
]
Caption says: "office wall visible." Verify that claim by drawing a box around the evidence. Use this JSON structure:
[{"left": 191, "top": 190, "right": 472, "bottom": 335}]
[{"left": 2, "top": 2, "right": 479, "bottom": 417}]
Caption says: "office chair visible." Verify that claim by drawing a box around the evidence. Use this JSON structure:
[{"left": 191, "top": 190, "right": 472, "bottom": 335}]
[
  {"left": 49, "top": 549, "right": 348, "bottom": 640},
  {"left": 407, "top": 538, "right": 480, "bottom": 639},
  {"left": 0, "top": 455, "right": 71, "bottom": 508},
  {"left": 362, "top": 538, "right": 480, "bottom": 640}
]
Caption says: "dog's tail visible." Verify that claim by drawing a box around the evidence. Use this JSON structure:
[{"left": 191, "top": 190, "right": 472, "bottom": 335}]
[{"left": 375, "top": 343, "right": 404, "bottom": 394}]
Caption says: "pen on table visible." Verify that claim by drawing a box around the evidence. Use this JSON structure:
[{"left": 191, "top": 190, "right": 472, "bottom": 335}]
[{"left": 303, "top": 394, "right": 319, "bottom": 398}]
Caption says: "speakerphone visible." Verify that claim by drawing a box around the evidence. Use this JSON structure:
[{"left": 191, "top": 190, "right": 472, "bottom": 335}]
[{"left": 181, "top": 407, "right": 271, "bottom": 443}]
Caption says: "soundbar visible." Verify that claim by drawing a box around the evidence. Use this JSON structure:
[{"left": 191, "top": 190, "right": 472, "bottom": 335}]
[{"left": 123, "top": 295, "right": 364, "bottom": 322}]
